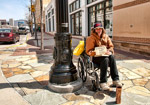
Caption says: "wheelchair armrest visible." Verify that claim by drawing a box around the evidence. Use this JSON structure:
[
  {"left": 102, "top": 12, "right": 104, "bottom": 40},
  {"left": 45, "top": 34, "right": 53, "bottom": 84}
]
[
  {"left": 89, "top": 56, "right": 100, "bottom": 70},
  {"left": 88, "top": 56, "right": 95, "bottom": 70},
  {"left": 89, "top": 56, "right": 93, "bottom": 62}
]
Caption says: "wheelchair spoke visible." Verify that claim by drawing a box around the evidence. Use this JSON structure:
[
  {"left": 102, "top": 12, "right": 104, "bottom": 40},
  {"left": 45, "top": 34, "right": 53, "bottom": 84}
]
[{"left": 77, "top": 57, "right": 87, "bottom": 82}]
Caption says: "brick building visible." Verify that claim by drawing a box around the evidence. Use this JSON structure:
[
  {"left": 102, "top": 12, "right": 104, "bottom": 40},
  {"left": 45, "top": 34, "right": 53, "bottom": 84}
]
[
  {"left": 45, "top": 0, "right": 113, "bottom": 37},
  {"left": 34, "top": 0, "right": 51, "bottom": 31},
  {"left": 0, "top": 19, "right": 7, "bottom": 25},
  {"left": 113, "top": 0, "right": 150, "bottom": 56},
  {"left": 9, "top": 18, "right": 14, "bottom": 26},
  {"left": 45, "top": 0, "right": 150, "bottom": 56}
]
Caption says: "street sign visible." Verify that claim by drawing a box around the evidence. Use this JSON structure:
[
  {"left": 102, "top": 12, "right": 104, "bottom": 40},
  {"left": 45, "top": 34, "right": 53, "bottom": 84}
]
[{"left": 31, "top": 5, "right": 35, "bottom": 12}]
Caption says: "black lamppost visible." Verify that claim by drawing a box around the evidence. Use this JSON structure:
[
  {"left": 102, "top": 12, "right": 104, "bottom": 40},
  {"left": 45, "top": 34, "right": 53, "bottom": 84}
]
[{"left": 48, "top": 0, "right": 82, "bottom": 92}]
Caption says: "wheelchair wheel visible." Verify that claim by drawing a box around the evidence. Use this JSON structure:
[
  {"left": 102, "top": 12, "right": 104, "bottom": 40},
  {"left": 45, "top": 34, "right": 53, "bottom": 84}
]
[
  {"left": 77, "top": 56, "right": 87, "bottom": 82},
  {"left": 92, "top": 80, "right": 97, "bottom": 91},
  {"left": 91, "top": 72, "right": 100, "bottom": 91}
]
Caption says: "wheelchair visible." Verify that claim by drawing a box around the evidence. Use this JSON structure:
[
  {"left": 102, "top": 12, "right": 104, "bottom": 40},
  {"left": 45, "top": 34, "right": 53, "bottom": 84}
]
[{"left": 77, "top": 38, "right": 110, "bottom": 91}]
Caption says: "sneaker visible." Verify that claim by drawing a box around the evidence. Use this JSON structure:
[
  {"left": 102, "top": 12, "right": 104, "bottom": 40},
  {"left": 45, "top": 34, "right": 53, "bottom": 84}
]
[
  {"left": 113, "top": 81, "right": 123, "bottom": 87},
  {"left": 100, "top": 83, "right": 110, "bottom": 91}
]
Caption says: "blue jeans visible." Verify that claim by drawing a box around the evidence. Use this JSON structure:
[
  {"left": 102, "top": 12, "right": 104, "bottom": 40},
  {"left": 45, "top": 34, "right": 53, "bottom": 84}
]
[{"left": 93, "top": 55, "right": 119, "bottom": 83}]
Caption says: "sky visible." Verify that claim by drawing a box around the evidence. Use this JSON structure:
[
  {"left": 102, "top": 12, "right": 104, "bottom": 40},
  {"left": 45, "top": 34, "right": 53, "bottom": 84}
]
[{"left": 0, "top": 0, "right": 30, "bottom": 21}]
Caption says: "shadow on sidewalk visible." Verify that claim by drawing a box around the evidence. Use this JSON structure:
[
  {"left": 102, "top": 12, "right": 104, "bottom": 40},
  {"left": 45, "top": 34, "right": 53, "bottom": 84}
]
[
  {"left": 22, "top": 39, "right": 54, "bottom": 64},
  {"left": 0, "top": 81, "right": 48, "bottom": 90},
  {"left": 26, "top": 37, "right": 54, "bottom": 53},
  {"left": 115, "top": 49, "right": 150, "bottom": 62},
  {"left": 0, "top": 42, "right": 14, "bottom": 45},
  {"left": 0, "top": 81, "right": 117, "bottom": 99}
]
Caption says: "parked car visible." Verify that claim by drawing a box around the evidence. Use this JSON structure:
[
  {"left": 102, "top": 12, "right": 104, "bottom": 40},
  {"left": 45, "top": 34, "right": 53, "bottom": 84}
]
[
  {"left": 0, "top": 28, "right": 20, "bottom": 43},
  {"left": 26, "top": 28, "right": 30, "bottom": 33},
  {"left": 18, "top": 27, "right": 27, "bottom": 35}
]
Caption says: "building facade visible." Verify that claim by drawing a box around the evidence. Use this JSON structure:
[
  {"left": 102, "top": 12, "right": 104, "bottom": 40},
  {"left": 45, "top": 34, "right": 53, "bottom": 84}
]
[
  {"left": 34, "top": 0, "right": 51, "bottom": 31},
  {"left": 14, "top": 20, "right": 28, "bottom": 27},
  {"left": 0, "top": 19, "right": 7, "bottom": 25},
  {"left": 45, "top": 0, "right": 150, "bottom": 56},
  {"left": 113, "top": 0, "right": 150, "bottom": 56},
  {"left": 45, "top": 0, "right": 56, "bottom": 33},
  {"left": 45, "top": 0, "right": 113, "bottom": 37},
  {"left": 69, "top": 0, "right": 112, "bottom": 37},
  {"left": 9, "top": 18, "right": 14, "bottom": 26}
]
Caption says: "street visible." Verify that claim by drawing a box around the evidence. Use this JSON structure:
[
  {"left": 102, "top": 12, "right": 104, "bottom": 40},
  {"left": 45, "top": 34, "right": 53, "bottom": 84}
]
[
  {"left": 0, "top": 32, "right": 150, "bottom": 105},
  {"left": 0, "top": 34, "right": 28, "bottom": 49}
]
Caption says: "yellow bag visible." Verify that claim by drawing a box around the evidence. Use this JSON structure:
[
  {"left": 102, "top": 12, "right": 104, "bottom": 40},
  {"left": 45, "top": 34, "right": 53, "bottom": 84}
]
[{"left": 73, "top": 41, "right": 84, "bottom": 56}]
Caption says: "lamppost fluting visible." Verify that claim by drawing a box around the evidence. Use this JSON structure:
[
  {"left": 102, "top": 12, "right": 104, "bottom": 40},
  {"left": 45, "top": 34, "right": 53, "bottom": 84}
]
[{"left": 48, "top": 0, "right": 82, "bottom": 92}]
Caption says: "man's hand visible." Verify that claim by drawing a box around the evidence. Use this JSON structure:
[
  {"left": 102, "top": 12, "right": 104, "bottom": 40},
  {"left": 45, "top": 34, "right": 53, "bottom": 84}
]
[
  {"left": 105, "top": 50, "right": 112, "bottom": 55},
  {"left": 90, "top": 51, "right": 96, "bottom": 56}
]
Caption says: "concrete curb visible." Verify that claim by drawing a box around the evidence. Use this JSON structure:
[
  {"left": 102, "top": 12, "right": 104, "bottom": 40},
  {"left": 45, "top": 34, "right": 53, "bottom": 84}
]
[
  {"left": 45, "top": 32, "right": 83, "bottom": 40},
  {"left": 6, "top": 34, "right": 29, "bottom": 48}
]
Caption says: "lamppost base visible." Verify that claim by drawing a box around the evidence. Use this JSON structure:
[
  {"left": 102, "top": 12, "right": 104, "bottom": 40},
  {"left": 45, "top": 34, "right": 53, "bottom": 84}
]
[{"left": 48, "top": 78, "right": 83, "bottom": 93}]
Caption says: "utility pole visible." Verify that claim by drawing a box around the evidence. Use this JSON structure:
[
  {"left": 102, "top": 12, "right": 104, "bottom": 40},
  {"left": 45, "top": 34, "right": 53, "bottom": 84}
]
[
  {"left": 0, "top": 21, "right": 1, "bottom": 28},
  {"left": 28, "top": 8, "right": 32, "bottom": 34},
  {"left": 31, "top": 0, "right": 39, "bottom": 46},
  {"left": 33, "top": 12, "right": 39, "bottom": 46},
  {"left": 40, "top": 0, "right": 44, "bottom": 50},
  {"left": 30, "top": 0, "right": 33, "bottom": 36}
]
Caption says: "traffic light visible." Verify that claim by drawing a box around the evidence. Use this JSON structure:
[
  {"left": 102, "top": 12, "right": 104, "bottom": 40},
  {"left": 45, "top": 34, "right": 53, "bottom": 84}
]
[
  {"left": 31, "top": 5, "right": 35, "bottom": 12},
  {"left": 30, "top": 21, "right": 32, "bottom": 25}
]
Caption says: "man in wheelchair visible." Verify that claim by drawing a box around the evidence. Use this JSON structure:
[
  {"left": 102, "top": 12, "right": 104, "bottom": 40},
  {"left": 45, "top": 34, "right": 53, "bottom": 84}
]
[{"left": 86, "top": 23, "right": 122, "bottom": 91}]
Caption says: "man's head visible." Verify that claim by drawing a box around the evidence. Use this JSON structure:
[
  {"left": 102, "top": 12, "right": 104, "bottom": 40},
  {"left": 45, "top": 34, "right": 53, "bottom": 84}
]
[
  {"left": 94, "top": 23, "right": 103, "bottom": 29},
  {"left": 94, "top": 23, "right": 103, "bottom": 35}
]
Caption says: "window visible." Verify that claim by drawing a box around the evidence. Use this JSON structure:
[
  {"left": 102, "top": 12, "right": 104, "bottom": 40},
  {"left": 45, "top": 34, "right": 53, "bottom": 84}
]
[
  {"left": 48, "top": 12, "right": 50, "bottom": 18},
  {"left": 76, "top": 0, "right": 79, "bottom": 9},
  {"left": 88, "top": 0, "right": 113, "bottom": 37},
  {"left": 73, "top": 2, "right": 75, "bottom": 11},
  {"left": 71, "top": 11, "right": 82, "bottom": 36},
  {"left": 50, "top": 12, "right": 52, "bottom": 17},
  {"left": 49, "top": 18, "right": 51, "bottom": 32},
  {"left": 80, "top": 0, "right": 81, "bottom": 8},
  {"left": 88, "top": 0, "right": 92, "bottom": 4},
  {"left": 87, "top": 0, "right": 97, "bottom": 4},
  {"left": 46, "top": 20, "right": 48, "bottom": 32},
  {"left": 70, "top": 5, "right": 72, "bottom": 12},
  {"left": 0, "top": 29, "right": 11, "bottom": 32},
  {"left": 96, "top": 10, "right": 104, "bottom": 25},
  {"left": 52, "top": 9, "right": 54, "bottom": 14},
  {"left": 69, "top": 0, "right": 81, "bottom": 13},
  {"left": 52, "top": 16, "right": 55, "bottom": 31},
  {"left": 79, "top": 12, "right": 82, "bottom": 34},
  {"left": 75, "top": 13, "right": 79, "bottom": 34},
  {"left": 71, "top": 15, "right": 75, "bottom": 34},
  {"left": 47, "top": 8, "right": 55, "bottom": 32}
]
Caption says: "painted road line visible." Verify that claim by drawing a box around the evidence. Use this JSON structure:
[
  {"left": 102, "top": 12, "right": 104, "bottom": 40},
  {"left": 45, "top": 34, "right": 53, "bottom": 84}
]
[
  {"left": 6, "top": 43, "right": 26, "bottom": 48},
  {"left": 6, "top": 35, "right": 29, "bottom": 48}
]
